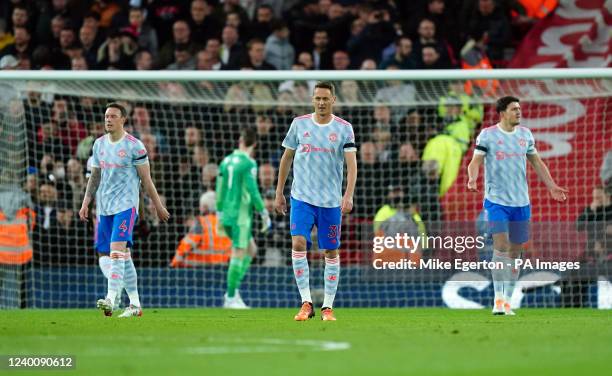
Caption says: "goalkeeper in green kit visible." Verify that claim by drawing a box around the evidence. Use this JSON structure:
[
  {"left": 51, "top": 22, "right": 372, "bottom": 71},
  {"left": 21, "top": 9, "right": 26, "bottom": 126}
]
[{"left": 216, "top": 126, "right": 271, "bottom": 309}]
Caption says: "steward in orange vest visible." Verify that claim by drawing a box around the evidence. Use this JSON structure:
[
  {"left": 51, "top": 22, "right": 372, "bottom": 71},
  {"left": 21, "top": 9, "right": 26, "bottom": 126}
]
[{"left": 0, "top": 186, "right": 35, "bottom": 265}]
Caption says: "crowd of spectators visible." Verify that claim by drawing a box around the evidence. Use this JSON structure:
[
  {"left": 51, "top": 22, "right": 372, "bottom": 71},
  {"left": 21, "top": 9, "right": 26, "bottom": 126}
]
[{"left": 0, "top": 0, "right": 540, "bottom": 72}]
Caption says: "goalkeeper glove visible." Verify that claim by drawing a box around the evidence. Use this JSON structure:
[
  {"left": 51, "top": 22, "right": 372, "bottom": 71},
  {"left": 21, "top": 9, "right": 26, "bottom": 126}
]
[{"left": 260, "top": 209, "right": 272, "bottom": 233}]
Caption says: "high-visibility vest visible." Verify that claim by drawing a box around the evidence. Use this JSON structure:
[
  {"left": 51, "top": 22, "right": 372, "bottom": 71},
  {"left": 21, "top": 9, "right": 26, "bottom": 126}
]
[
  {"left": 462, "top": 55, "right": 499, "bottom": 97},
  {"left": 0, "top": 208, "right": 35, "bottom": 265},
  {"left": 518, "top": 0, "right": 557, "bottom": 18},
  {"left": 171, "top": 214, "right": 231, "bottom": 267}
]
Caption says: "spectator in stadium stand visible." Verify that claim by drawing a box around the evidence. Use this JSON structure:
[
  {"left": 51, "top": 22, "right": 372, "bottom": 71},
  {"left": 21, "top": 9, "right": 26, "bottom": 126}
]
[
  {"left": 51, "top": 98, "right": 86, "bottom": 155},
  {"left": 201, "top": 163, "right": 219, "bottom": 193},
  {"left": 11, "top": 5, "right": 30, "bottom": 31},
  {"left": 34, "top": 0, "right": 76, "bottom": 46},
  {"left": 404, "top": 0, "right": 460, "bottom": 54},
  {"left": 82, "top": 12, "right": 105, "bottom": 47},
  {"left": 219, "top": 25, "right": 244, "bottom": 69},
  {"left": 134, "top": 49, "right": 153, "bottom": 70},
  {"left": 90, "top": 0, "right": 121, "bottom": 30},
  {"left": 421, "top": 128, "right": 463, "bottom": 198},
  {"left": 225, "top": 11, "right": 251, "bottom": 45},
  {"left": 171, "top": 191, "right": 232, "bottom": 267},
  {"left": 412, "top": 18, "right": 454, "bottom": 68},
  {"left": 375, "top": 66, "right": 417, "bottom": 122},
  {"left": 297, "top": 51, "right": 314, "bottom": 70},
  {"left": 323, "top": 2, "right": 352, "bottom": 53},
  {"left": 70, "top": 55, "right": 88, "bottom": 70},
  {"left": 332, "top": 50, "right": 351, "bottom": 70},
  {"left": 467, "top": 0, "right": 511, "bottom": 64},
  {"left": 32, "top": 178, "right": 63, "bottom": 264},
  {"left": 156, "top": 20, "right": 199, "bottom": 70},
  {"left": 310, "top": 29, "right": 332, "bottom": 70},
  {"left": 354, "top": 141, "right": 386, "bottom": 217},
  {"left": 0, "top": 171, "right": 35, "bottom": 308},
  {"left": 258, "top": 163, "right": 277, "bottom": 199},
  {"left": 241, "top": 38, "right": 275, "bottom": 70},
  {"left": 0, "top": 26, "right": 33, "bottom": 60},
  {"left": 201, "top": 36, "right": 219, "bottom": 62},
  {"left": 379, "top": 36, "right": 417, "bottom": 70},
  {"left": 264, "top": 20, "right": 294, "bottom": 70},
  {"left": 166, "top": 42, "right": 196, "bottom": 70},
  {"left": 460, "top": 28, "right": 500, "bottom": 97},
  {"left": 79, "top": 24, "right": 100, "bottom": 68},
  {"left": 37, "top": 123, "right": 72, "bottom": 163},
  {"left": 132, "top": 105, "right": 168, "bottom": 153},
  {"left": 255, "top": 115, "right": 282, "bottom": 164},
  {"left": 438, "top": 98, "right": 475, "bottom": 153},
  {"left": 420, "top": 44, "right": 452, "bottom": 69},
  {"left": 347, "top": 7, "right": 395, "bottom": 68},
  {"left": 76, "top": 122, "right": 104, "bottom": 162},
  {"left": 188, "top": 0, "right": 223, "bottom": 46},
  {"left": 125, "top": 6, "right": 158, "bottom": 58},
  {"left": 254, "top": 190, "right": 290, "bottom": 267},
  {"left": 251, "top": 4, "right": 275, "bottom": 41},
  {"left": 96, "top": 30, "right": 136, "bottom": 70},
  {"left": 395, "top": 109, "right": 432, "bottom": 157}
]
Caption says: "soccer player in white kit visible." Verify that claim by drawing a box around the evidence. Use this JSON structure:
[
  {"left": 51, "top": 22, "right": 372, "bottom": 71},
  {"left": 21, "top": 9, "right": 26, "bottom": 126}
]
[
  {"left": 467, "top": 96, "right": 567, "bottom": 315},
  {"left": 275, "top": 81, "right": 358, "bottom": 321},
  {"left": 79, "top": 103, "right": 169, "bottom": 317}
]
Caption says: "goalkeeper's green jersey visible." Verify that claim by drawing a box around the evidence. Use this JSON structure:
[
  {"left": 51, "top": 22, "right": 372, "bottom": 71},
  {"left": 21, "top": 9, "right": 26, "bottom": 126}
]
[{"left": 216, "top": 150, "right": 265, "bottom": 225}]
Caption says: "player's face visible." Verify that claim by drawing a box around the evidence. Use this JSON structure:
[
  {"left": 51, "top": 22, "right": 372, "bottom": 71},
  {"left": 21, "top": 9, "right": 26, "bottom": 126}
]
[
  {"left": 312, "top": 88, "right": 335, "bottom": 117},
  {"left": 104, "top": 107, "right": 125, "bottom": 133},
  {"left": 504, "top": 102, "right": 521, "bottom": 126}
]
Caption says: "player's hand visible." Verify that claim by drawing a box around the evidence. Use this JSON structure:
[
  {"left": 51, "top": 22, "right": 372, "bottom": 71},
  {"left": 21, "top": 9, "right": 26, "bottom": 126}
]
[
  {"left": 274, "top": 193, "right": 287, "bottom": 216},
  {"left": 341, "top": 194, "right": 353, "bottom": 214},
  {"left": 78, "top": 204, "right": 89, "bottom": 222},
  {"left": 260, "top": 210, "right": 272, "bottom": 233},
  {"left": 549, "top": 185, "right": 569, "bottom": 202},
  {"left": 156, "top": 205, "right": 170, "bottom": 222},
  {"left": 467, "top": 179, "right": 478, "bottom": 192}
]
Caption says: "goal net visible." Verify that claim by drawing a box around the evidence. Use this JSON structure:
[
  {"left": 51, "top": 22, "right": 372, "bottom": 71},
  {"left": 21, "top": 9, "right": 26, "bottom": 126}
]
[{"left": 0, "top": 69, "right": 610, "bottom": 309}]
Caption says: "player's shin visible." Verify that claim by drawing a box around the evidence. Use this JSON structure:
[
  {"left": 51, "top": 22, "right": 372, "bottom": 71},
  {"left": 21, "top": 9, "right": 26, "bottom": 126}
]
[
  {"left": 291, "top": 250, "right": 311, "bottom": 303},
  {"left": 323, "top": 255, "right": 340, "bottom": 309},
  {"left": 238, "top": 255, "right": 252, "bottom": 283},
  {"left": 106, "top": 251, "right": 126, "bottom": 302},
  {"left": 123, "top": 250, "right": 141, "bottom": 308},
  {"left": 491, "top": 250, "right": 510, "bottom": 301},
  {"left": 226, "top": 256, "right": 242, "bottom": 298}
]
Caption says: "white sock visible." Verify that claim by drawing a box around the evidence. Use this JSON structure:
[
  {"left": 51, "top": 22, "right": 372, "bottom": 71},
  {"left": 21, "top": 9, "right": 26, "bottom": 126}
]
[
  {"left": 291, "top": 250, "right": 311, "bottom": 303},
  {"left": 504, "top": 253, "right": 521, "bottom": 303},
  {"left": 123, "top": 252, "right": 141, "bottom": 307},
  {"left": 323, "top": 255, "right": 340, "bottom": 309},
  {"left": 492, "top": 250, "right": 511, "bottom": 301},
  {"left": 106, "top": 251, "right": 126, "bottom": 303},
  {"left": 98, "top": 255, "right": 112, "bottom": 279}
]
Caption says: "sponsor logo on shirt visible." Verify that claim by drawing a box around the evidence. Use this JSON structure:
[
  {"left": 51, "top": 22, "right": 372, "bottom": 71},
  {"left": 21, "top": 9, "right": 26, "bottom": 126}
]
[
  {"left": 495, "top": 151, "right": 523, "bottom": 161},
  {"left": 300, "top": 144, "right": 333, "bottom": 153}
]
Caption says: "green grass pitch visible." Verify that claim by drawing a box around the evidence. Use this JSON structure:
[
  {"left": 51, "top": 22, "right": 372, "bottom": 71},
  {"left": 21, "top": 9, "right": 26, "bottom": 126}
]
[{"left": 1, "top": 308, "right": 611, "bottom": 376}]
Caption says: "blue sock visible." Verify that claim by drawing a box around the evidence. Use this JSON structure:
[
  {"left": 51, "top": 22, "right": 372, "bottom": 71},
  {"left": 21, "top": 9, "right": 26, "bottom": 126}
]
[
  {"left": 323, "top": 256, "right": 340, "bottom": 308},
  {"left": 123, "top": 253, "right": 141, "bottom": 307},
  {"left": 291, "top": 250, "right": 311, "bottom": 303}
]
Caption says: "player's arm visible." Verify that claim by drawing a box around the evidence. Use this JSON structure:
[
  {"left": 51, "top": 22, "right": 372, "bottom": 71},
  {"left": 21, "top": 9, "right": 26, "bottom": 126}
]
[
  {"left": 467, "top": 154, "right": 484, "bottom": 192},
  {"left": 215, "top": 162, "right": 227, "bottom": 213},
  {"left": 274, "top": 148, "right": 295, "bottom": 215},
  {"left": 79, "top": 167, "right": 100, "bottom": 221},
  {"left": 136, "top": 163, "right": 170, "bottom": 221},
  {"left": 342, "top": 150, "right": 357, "bottom": 214},
  {"left": 526, "top": 153, "right": 568, "bottom": 202}
]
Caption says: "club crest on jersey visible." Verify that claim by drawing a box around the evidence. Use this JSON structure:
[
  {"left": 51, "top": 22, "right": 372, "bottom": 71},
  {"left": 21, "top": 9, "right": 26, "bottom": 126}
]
[
  {"left": 329, "top": 133, "right": 338, "bottom": 142},
  {"left": 117, "top": 149, "right": 127, "bottom": 158},
  {"left": 519, "top": 138, "right": 527, "bottom": 147}
]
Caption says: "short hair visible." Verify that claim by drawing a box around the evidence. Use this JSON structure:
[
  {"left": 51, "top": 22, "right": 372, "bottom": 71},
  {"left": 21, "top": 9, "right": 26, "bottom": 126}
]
[
  {"left": 496, "top": 96, "right": 520, "bottom": 113},
  {"left": 246, "top": 38, "right": 264, "bottom": 50},
  {"left": 314, "top": 81, "right": 335, "bottom": 96},
  {"left": 106, "top": 102, "right": 127, "bottom": 117},
  {"left": 240, "top": 126, "right": 258, "bottom": 147}
]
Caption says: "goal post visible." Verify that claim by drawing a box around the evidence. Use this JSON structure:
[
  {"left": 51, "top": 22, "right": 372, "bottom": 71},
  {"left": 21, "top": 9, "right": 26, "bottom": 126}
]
[{"left": 0, "top": 68, "right": 610, "bottom": 309}]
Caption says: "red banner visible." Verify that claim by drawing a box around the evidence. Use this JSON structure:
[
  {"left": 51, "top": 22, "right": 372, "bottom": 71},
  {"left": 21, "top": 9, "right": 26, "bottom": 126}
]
[{"left": 509, "top": 0, "right": 611, "bottom": 68}]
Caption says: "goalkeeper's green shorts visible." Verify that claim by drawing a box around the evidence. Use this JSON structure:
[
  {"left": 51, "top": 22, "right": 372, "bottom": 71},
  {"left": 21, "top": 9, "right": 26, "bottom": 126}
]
[{"left": 223, "top": 222, "right": 252, "bottom": 250}]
